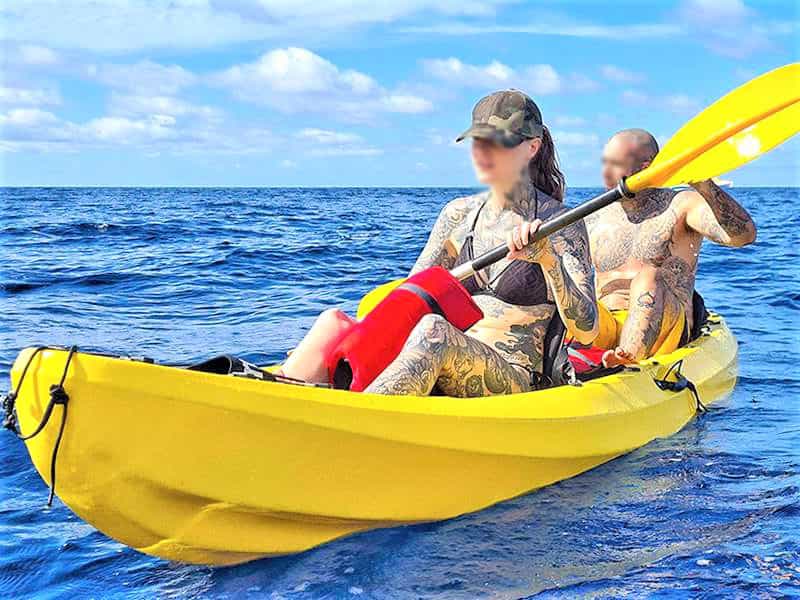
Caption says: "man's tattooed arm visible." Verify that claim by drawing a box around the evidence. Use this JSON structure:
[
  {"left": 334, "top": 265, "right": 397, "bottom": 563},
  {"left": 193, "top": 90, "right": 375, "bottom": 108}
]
[
  {"left": 524, "top": 219, "right": 599, "bottom": 345},
  {"left": 684, "top": 180, "right": 757, "bottom": 247},
  {"left": 618, "top": 273, "right": 685, "bottom": 360},
  {"left": 409, "top": 197, "right": 474, "bottom": 275},
  {"left": 618, "top": 289, "right": 665, "bottom": 359}
]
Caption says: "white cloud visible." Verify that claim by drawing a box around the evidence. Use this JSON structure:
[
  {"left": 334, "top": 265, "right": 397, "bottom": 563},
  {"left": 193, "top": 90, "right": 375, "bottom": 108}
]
[
  {"left": 677, "top": 0, "right": 749, "bottom": 24},
  {"left": 279, "top": 159, "right": 297, "bottom": 168},
  {"left": 212, "top": 47, "right": 433, "bottom": 120},
  {"left": 15, "top": 44, "right": 61, "bottom": 66},
  {"left": 551, "top": 131, "right": 599, "bottom": 147},
  {"left": 1, "top": 1, "right": 278, "bottom": 52},
  {"left": 296, "top": 128, "right": 363, "bottom": 145},
  {"left": 621, "top": 90, "right": 648, "bottom": 105},
  {"left": 424, "top": 128, "right": 464, "bottom": 150},
  {"left": 553, "top": 115, "right": 586, "bottom": 127},
  {"left": 425, "top": 58, "right": 512, "bottom": 84},
  {"left": 621, "top": 89, "right": 699, "bottom": 115},
  {"left": 0, "top": 106, "right": 275, "bottom": 155},
  {"left": 211, "top": 0, "right": 510, "bottom": 28},
  {"left": 403, "top": 22, "right": 684, "bottom": 38},
  {"left": 0, "top": 0, "right": 511, "bottom": 52},
  {"left": 215, "top": 47, "right": 375, "bottom": 95},
  {"left": 309, "top": 146, "right": 383, "bottom": 157},
  {"left": 83, "top": 115, "right": 178, "bottom": 144},
  {"left": 108, "top": 93, "right": 221, "bottom": 120},
  {"left": 0, "top": 48, "right": 409, "bottom": 156},
  {"left": 428, "top": 132, "right": 446, "bottom": 145},
  {"left": 566, "top": 73, "right": 600, "bottom": 93},
  {"left": 294, "top": 127, "right": 382, "bottom": 157},
  {"left": 0, "top": 109, "right": 192, "bottom": 151},
  {"left": 1, "top": 108, "right": 61, "bottom": 128},
  {"left": 2, "top": 0, "right": 793, "bottom": 61},
  {"left": 423, "top": 58, "right": 510, "bottom": 86},
  {"left": 403, "top": 6, "right": 797, "bottom": 58},
  {"left": 87, "top": 60, "right": 197, "bottom": 95},
  {"left": 0, "top": 85, "right": 61, "bottom": 106},
  {"left": 422, "top": 58, "right": 566, "bottom": 95},
  {"left": 381, "top": 94, "right": 434, "bottom": 113},
  {"left": 0, "top": 44, "right": 62, "bottom": 83},
  {"left": 663, "top": 94, "right": 699, "bottom": 114},
  {"left": 600, "top": 64, "right": 644, "bottom": 83},
  {"left": 0, "top": 103, "right": 384, "bottom": 158},
  {"left": 0, "top": 108, "right": 76, "bottom": 152},
  {"left": 674, "top": 0, "right": 795, "bottom": 58}
]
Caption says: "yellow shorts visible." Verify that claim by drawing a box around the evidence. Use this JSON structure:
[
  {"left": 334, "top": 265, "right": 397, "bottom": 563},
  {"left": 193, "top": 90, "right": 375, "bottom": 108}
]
[{"left": 593, "top": 303, "right": 686, "bottom": 357}]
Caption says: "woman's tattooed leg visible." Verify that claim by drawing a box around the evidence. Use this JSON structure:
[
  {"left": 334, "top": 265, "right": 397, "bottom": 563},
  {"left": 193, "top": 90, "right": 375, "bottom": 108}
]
[{"left": 365, "top": 314, "right": 531, "bottom": 396}]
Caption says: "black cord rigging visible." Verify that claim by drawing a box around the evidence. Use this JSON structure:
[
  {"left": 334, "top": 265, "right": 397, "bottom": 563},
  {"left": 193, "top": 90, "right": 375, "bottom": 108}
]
[
  {"left": 654, "top": 359, "right": 707, "bottom": 414},
  {"left": 2, "top": 345, "right": 77, "bottom": 506}
]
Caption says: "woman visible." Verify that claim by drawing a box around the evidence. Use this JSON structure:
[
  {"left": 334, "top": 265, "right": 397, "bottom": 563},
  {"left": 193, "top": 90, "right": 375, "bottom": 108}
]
[{"left": 279, "top": 90, "right": 599, "bottom": 396}]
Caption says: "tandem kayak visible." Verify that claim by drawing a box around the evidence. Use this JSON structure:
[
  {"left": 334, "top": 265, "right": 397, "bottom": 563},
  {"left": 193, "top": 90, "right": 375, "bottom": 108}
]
[{"left": 6, "top": 312, "right": 737, "bottom": 566}]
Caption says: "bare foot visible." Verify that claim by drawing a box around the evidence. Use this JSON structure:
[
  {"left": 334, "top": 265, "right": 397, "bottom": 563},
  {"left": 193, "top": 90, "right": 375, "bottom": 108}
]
[{"left": 602, "top": 347, "right": 637, "bottom": 368}]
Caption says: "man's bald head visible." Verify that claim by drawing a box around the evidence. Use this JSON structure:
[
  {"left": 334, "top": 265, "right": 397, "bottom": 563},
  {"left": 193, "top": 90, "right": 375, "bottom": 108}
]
[
  {"left": 600, "top": 128, "right": 659, "bottom": 189},
  {"left": 613, "top": 128, "right": 659, "bottom": 166}
]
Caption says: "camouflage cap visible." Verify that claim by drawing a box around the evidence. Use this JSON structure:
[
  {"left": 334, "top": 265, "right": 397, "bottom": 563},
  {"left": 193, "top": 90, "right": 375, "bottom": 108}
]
[{"left": 456, "top": 90, "right": 544, "bottom": 148}]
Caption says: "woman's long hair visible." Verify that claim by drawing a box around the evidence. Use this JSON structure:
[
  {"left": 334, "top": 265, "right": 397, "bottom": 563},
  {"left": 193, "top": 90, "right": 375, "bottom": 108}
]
[{"left": 529, "top": 126, "right": 565, "bottom": 202}]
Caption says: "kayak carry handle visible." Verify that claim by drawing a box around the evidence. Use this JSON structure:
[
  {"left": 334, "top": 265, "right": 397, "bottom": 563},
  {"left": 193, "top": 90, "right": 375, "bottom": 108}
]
[{"left": 450, "top": 179, "right": 633, "bottom": 281}]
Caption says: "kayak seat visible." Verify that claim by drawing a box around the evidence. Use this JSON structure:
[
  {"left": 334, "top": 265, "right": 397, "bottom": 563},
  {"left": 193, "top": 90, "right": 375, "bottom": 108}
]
[
  {"left": 187, "top": 354, "right": 270, "bottom": 379},
  {"left": 688, "top": 290, "right": 709, "bottom": 342}
]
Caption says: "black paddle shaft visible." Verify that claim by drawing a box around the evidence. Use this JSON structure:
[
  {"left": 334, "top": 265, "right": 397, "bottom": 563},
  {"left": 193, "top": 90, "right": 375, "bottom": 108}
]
[{"left": 449, "top": 179, "right": 633, "bottom": 281}]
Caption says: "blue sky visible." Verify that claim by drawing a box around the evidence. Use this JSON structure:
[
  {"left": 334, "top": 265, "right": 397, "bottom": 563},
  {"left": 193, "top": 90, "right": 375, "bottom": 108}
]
[{"left": 0, "top": 0, "right": 798, "bottom": 187}]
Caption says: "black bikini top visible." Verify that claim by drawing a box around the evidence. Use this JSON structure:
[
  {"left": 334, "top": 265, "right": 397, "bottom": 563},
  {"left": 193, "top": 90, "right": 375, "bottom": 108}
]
[{"left": 452, "top": 189, "right": 553, "bottom": 307}]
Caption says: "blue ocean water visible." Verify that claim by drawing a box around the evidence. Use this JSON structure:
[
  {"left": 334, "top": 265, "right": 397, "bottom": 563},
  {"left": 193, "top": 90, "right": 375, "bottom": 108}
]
[{"left": 1, "top": 186, "right": 798, "bottom": 599}]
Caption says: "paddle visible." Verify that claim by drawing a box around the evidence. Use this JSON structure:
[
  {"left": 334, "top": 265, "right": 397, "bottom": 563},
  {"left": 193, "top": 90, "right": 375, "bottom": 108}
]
[{"left": 359, "top": 63, "right": 800, "bottom": 317}]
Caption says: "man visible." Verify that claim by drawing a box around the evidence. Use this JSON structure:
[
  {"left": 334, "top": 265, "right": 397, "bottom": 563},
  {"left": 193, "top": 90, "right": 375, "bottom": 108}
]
[{"left": 585, "top": 129, "right": 756, "bottom": 366}]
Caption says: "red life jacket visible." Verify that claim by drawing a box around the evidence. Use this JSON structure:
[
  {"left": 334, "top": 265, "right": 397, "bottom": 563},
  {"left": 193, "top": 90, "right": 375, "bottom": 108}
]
[{"left": 324, "top": 266, "right": 484, "bottom": 391}]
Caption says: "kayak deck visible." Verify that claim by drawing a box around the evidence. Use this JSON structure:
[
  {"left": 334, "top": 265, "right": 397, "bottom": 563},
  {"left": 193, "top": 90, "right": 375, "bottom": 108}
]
[{"left": 10, "top": 314, "right": 737, "bottom": 565}]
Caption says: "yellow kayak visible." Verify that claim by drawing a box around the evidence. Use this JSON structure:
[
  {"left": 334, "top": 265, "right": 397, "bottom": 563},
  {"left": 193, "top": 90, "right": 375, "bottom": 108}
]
[{"left": 8, "top": 313, "right": 737, "bottom": 566}]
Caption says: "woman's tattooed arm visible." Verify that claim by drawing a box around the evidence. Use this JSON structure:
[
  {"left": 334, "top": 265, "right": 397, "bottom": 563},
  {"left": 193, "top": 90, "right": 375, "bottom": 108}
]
[
  {"left": 409, "top": 196, "right": 475, "bottom": 275},
  {"left": 524, "top": 219, "right": 599, "bottom": 345},
  {"left": 684, "top": 180, "right": 757, "bottom": 247}
]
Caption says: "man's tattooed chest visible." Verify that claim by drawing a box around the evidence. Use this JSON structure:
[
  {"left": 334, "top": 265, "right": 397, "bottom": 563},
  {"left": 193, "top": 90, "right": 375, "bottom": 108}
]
[{"left": 588, "top": 194, "right": 680, "bottom": 271}]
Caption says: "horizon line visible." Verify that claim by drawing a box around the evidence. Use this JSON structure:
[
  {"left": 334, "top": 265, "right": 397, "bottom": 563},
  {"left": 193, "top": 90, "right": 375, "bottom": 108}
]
[{"left": 2, "top": 184, "right": 797, "bottom": 190}]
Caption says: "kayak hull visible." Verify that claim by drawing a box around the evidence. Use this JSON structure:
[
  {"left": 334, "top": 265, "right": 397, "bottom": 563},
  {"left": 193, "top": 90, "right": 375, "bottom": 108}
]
[{"left": 10, "top": 314, "right": 737, "bottom": 565}]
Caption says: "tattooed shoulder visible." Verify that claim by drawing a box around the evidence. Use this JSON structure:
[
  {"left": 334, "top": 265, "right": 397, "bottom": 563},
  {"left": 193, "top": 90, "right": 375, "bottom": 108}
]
[
  {"left": 625, "top": 188, "right": 677, "bottom": 223},
  {"left": 533, "top": 189, "right": 564, "bottom": 221},
  {"left": 450, "top": 191, "right": 487, "bottom": 243},
  {"left": 409, "top": 192, "right": 485, "bottom": 274},
  {"left": 444, "top": 192, "right": 483, "bottom": 222}
]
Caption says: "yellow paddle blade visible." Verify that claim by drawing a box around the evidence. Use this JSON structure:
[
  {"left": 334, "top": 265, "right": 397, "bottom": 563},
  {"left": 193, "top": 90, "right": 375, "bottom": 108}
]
[
  {"left": 356, "top": 278, "right": 405, "bottom": 319},
  {"left": 627, "top": 63, "right": 800, "bottom": 192}
]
